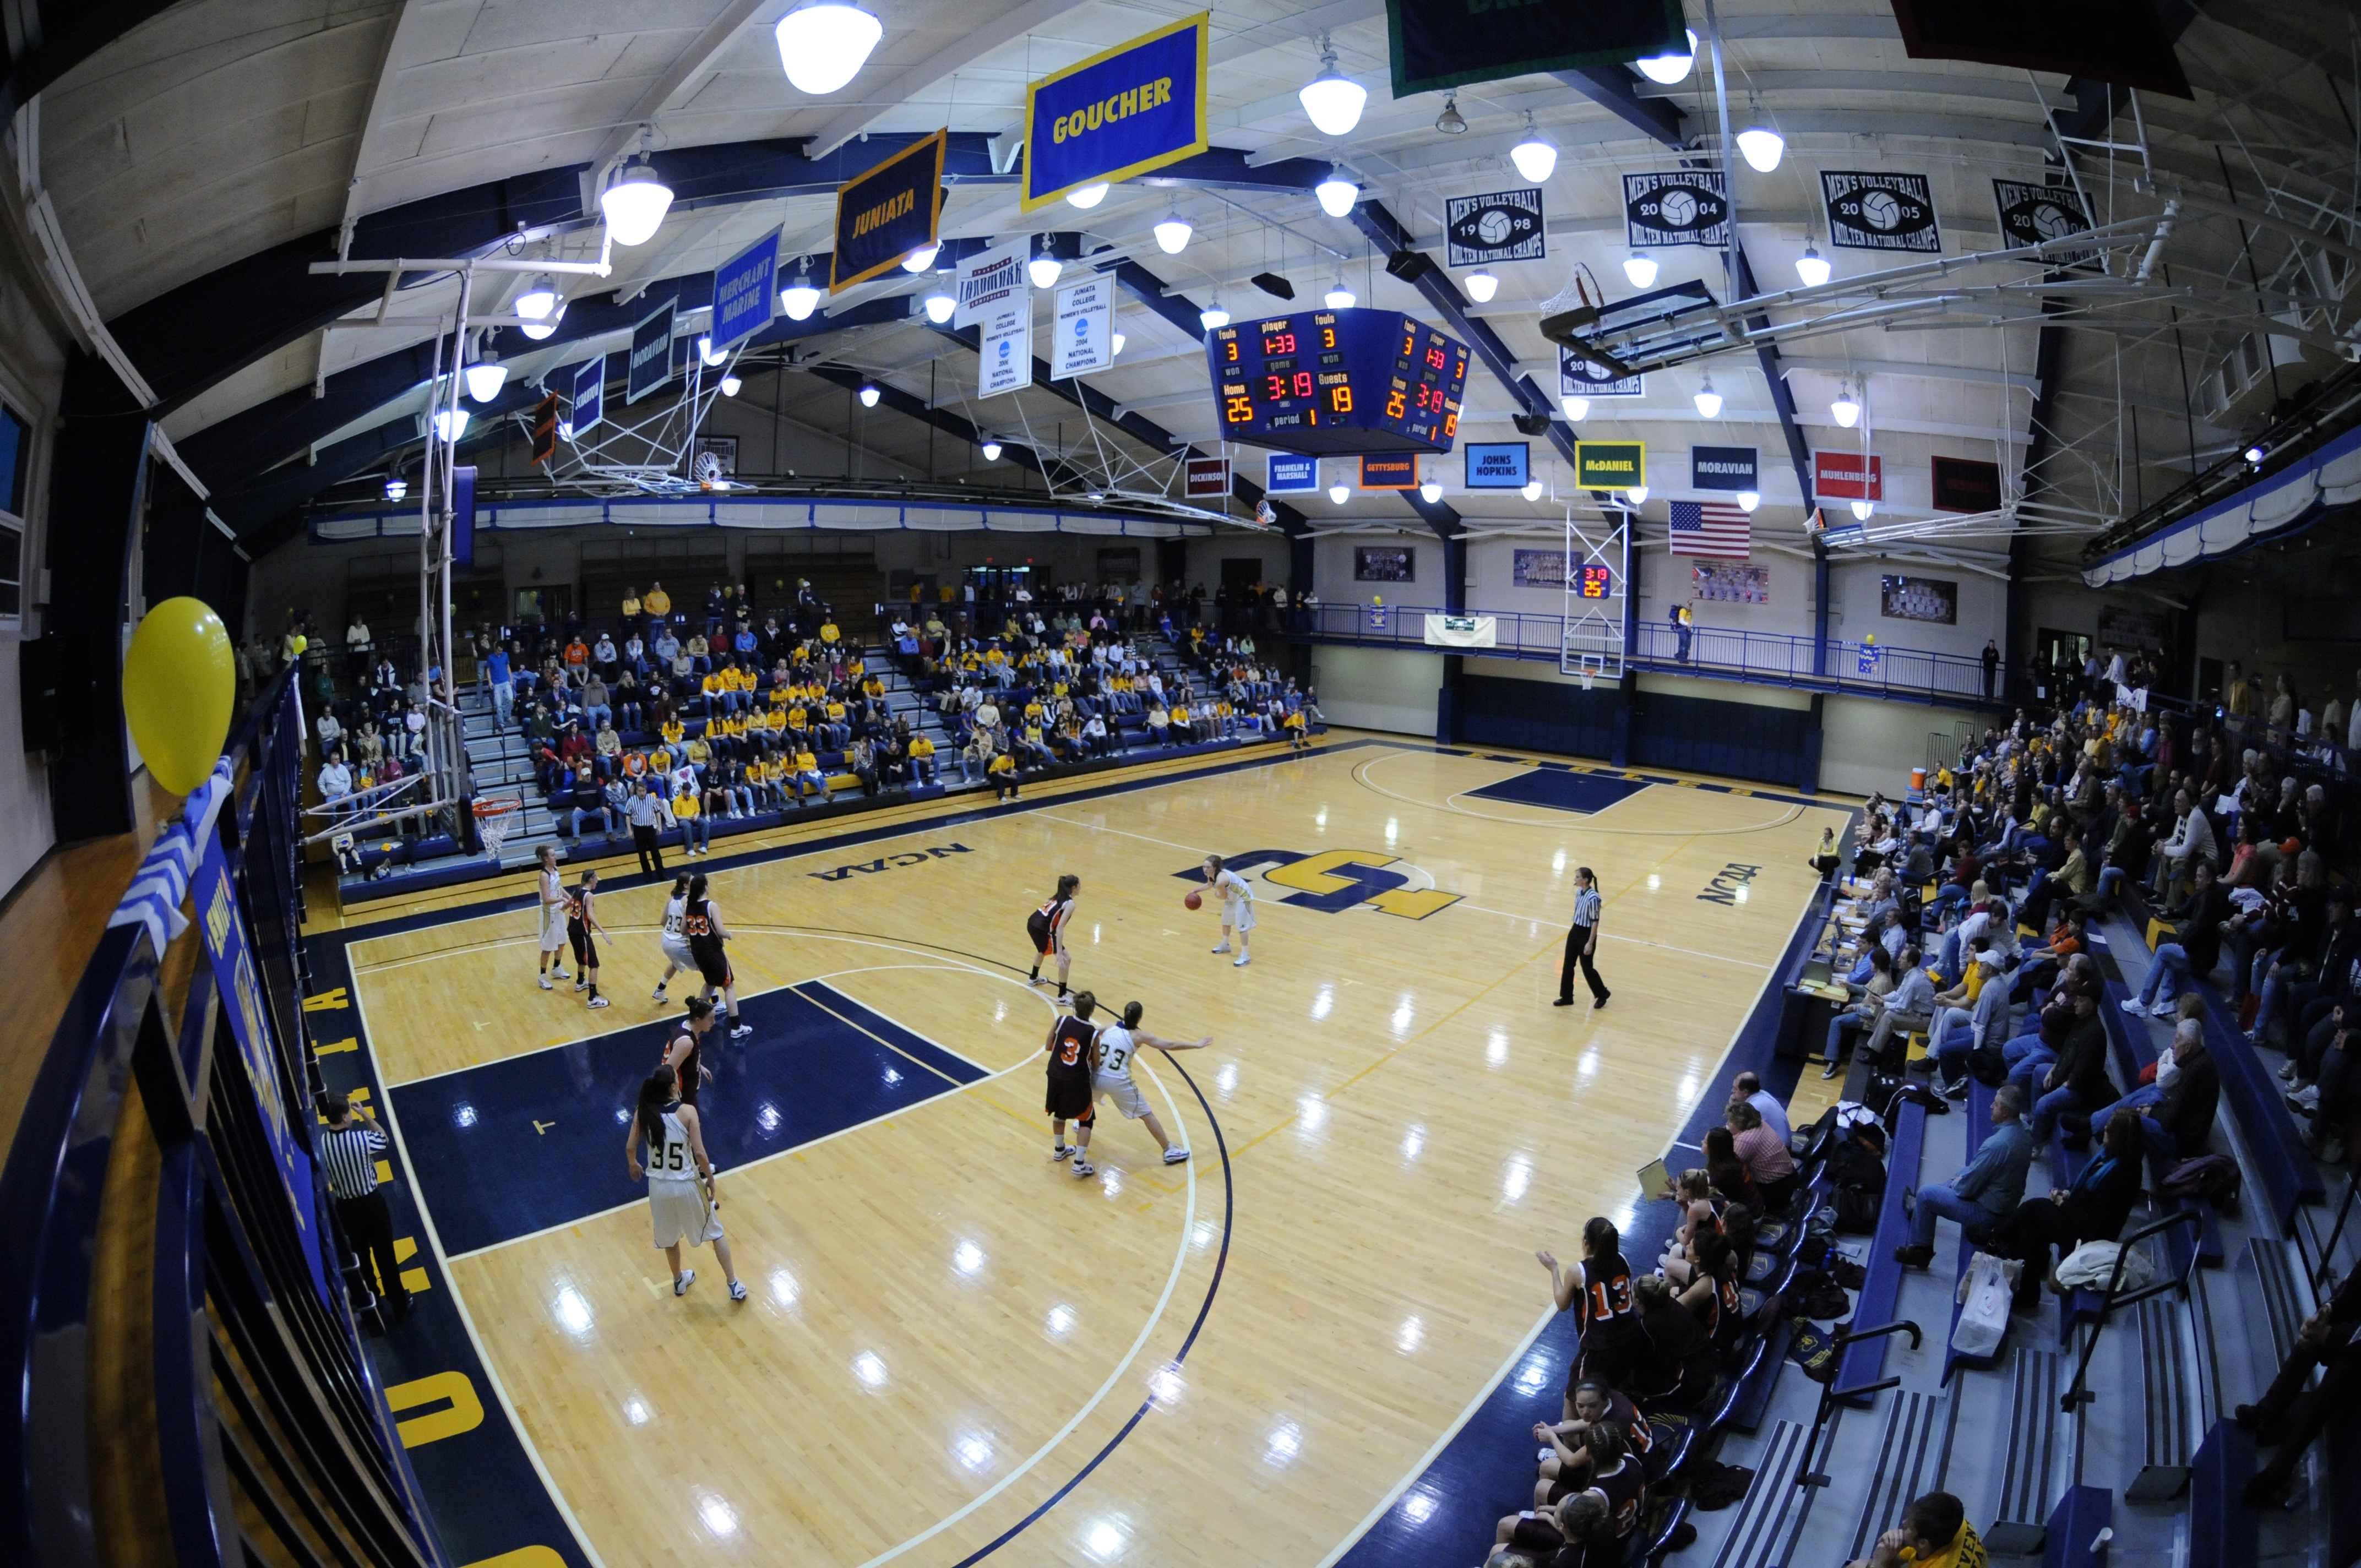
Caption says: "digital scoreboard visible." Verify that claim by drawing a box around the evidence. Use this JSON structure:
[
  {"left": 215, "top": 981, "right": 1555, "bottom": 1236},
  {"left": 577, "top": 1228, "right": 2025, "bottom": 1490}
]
[{"left": 1206, "top": 308, "right": 1471, "bottom": 455}]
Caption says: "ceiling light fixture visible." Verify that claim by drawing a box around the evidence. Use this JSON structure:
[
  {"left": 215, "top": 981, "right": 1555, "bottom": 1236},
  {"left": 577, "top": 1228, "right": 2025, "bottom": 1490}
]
[
  {"left": 432, "top": 407, "right": 469, "bottom": 442},
  {"left": 1328, "top": 481, "right": 1350, "bottom": 504},
  {"left": 1111, "top": 331, "right": 1125, "bottom": 355},
  {"left": 1831, "top": 381, "right": 1862, "bottom": 428},
  {"left": 1067, "top": 182, "right": 1109, "bottom": 210},
  {"left": 1635, "top": 29, "right": 1699, "bottom": 85},
  {"left": 463, "top": 348, "right": 507, "bottom": 403},
  {"left": 1735, "top": 490, "right": 1760, "bottom": 513},
  {"left": 780, "top": 263, "right": 821, "bottom": 321},
  {"left": 774, "top": 1, "right": 882, "bottom": 95},
  {"left": 600, "top": 160, "right": 673, "bottom": 247},
  {"left": 1736, "top": 101, "right": 1785, "bottom": 172},
  {"left": 1200, "top": 298, "right": 1230, "bottom": 330},
  {"left": 384, "top": 476, "right": 407, "bottom": 503},
  {"left": 1622, "top": 251, "right": 1658, "bottom": 288},
  {"left": 857, "top": 382, "right": 880, "bottom": 407},
  {"left": 1434, "top": 92, "right": 1467, "bottom": 135},
  {"left": 1152, "top": 201, "right": 1192, "bottom": 254},
  {"left": 1851, "top": 498, "right": 1875, "bottom": 520},
  {"left": 1325, "top": 280, "right": 1356, "bottom": 309},
  {"left": 1419, "top": 477, "right": 1443, "bottom": 503},
  {"left": 924, "top": 290, "right": 956, "bottom": 323},
  {"left": 1027, "top": 248, "right": 1063, "bottom": 289},
  {"left": 1464, "top": 269, "right": 1498, "bottom": 303},
  {"left": 1796, "top": 242, "right": 1831, "bottom": 288},
  {"left": 1522, "top": 478, "right": 1543, "bottom": 501},
  {"left": 518, "top": 298, "right": 565, "bottom": 341},
  {"left": 901, "top": 242, "right": 939, "bottom": 273},
  {"left": 2245, "top": 443, "right": 2267, "bottom": 465},
  {"left": 1509, "top": 113, "right": 1558, "bottom": 183},
  {"left": 1625, "top": 484, "right": 1649, "bottom": 505},
  {"left": 1299, "top": 35, "right": 1367, "bottom": 137},
  {"left": 1693, "top": 376, "right": 1722, "bottom": 418},
  {"left": 1560, "top": 394, "right": 1590, "bottom": 422},
  {"left": 699, "top": 335, "right": 727, "bottom": 367},
  {"left": 514, "top": 274, "right": 558, "bottom": 320},
  {"left": 720, "top": 373, "right": 742, "bottom": 396},
  {"left": 1314, "top": 166, "right": 1360, "bottom": 217},
  {"left": 981, "top": 438, "right": 1002, "bottom": 461}
]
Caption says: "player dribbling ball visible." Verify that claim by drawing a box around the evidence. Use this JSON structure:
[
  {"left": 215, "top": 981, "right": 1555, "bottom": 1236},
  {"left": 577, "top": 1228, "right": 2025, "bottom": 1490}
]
[{"left": 1202, "top": 854, "right": 1255, "bottom": 967}]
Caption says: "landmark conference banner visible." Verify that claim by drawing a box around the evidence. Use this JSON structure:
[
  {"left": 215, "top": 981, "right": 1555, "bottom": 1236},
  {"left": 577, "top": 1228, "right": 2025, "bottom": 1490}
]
[
  {"left": 1023, "top": 15, "right": 1209, "bottom": 211},
  {"left": 1386, "top": 0, "right": 1683, "bottom": 94}
]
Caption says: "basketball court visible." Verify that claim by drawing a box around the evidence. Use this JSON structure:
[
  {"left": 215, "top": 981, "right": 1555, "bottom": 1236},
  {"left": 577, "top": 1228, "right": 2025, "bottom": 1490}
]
[{"left": 311, "top": 737, "right": 1849, "bottom": 1567}]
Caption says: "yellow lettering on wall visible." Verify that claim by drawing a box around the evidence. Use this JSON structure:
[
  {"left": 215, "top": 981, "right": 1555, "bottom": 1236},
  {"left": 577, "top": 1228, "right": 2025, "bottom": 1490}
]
[{"left": 385, "top": 1371, "right": 483, "bottom": 1448}]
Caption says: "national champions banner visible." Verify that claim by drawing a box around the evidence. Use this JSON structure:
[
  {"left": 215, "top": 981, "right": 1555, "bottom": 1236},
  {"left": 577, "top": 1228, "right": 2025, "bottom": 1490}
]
[
  {"left": 1024, "top": 14, "right": 1209, "bottom": 212},
  {"left": 956, "top": 241, "right": 1033, "bottom": 399},
  {"left": 197, "top": 828, "right": 327, "bottom": 1300},
  {"left": 832, "top": 129, "right": 946, "bottom": 291},
  {"left": 1386, "top": 0, "right": 1682, "bottom": 94}
]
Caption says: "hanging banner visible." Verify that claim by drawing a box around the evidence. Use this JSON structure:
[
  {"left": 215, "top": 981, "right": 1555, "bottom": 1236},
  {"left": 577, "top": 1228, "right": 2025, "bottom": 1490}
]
[
  {"left": 1184, "top": 456, "right": 1232, "bottom": 499},
  {"left": 1560, "top": 345, "right": 1642, "bottom": 399},
  {"left": 1423, "top": 614, "right": 1499, "bottom": 648},
  {"left": 626, "top": 297, "right": 676, "bottom": 403},
  {"left": 1444, "top": 187, "right": 1546, "bottom": 267},
  {"left": 712, "top": 231, "right": 779, "bottom": 347},
  {"left": 1266, "top": 453, "right": 1319, "bottom": 493},
  {"left": 971, "top": 249, "right": 1033, "bottom": 400},
  {"left": 1359, "top": 453, "right": 1418, "bottom": 490},
  {"left": 831, "top": 129, "right": 946, "bottom": 292},
  {"left": 1623, "top": 171, "right": 1729, "bottom": 250},
  {"left": 1823, "top": 171, "right": 1942, "bottom": 254},
  {"left": 1575, "top": 440, "right": 1646, "bottom": 490},
  {"left": 1932, "top": 455, "right": 2002, "bottom": 513},
  {"left": 1386, "top": 0, "right": 1683, "bottom": 94},
  {"left": 1888, "top": 0, "right": 2190, "bottom": 97},
  {"left": 453, "top": 465, "right": 475, "bottom": 569},
  {"left": 1691, "top": 445, "right": 1758, "bottom": 492},
  {"left": 195, "top": 830, "right": 327, "bottom": 1300},
  {"left": 1813, "top": 450, "right": 1884, "bottom": 500},
  {"left": 1051, "top": 275, "right": 1115, "bottom": 380},
  {"left": 570, "top": 355, "right": 604, "bottom": 433},
  {"left": 1022, "top": 14, "right": 1209, "bottom": 212},
  {"left": 953, "top": 240, "right": 1026, "bottom": 331},
  {"left": 1463, "top": 442, "right": 1530, "bottom": 488},
  {"left": 1992, "top": 178, "right": 2094, "bottom": 264}
]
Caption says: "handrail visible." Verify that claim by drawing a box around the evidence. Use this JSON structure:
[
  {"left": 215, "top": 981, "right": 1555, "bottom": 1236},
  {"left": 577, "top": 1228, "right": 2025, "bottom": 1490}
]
[
  {"left": 2060, "top": 1208, "right": 2205, "bottom": 1413},
  {"left": 1796, "top": 1319, "right": 1923, "bottom": 1489}
]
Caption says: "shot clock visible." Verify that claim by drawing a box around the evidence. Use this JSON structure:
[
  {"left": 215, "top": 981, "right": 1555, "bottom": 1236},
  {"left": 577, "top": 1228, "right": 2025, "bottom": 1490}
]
[
  {"left": 1206, "top": 308, "right": 1471, "bottom": 455},
  {"left": 1577, "top": 563, "right": 1614, "bottom": 600}
]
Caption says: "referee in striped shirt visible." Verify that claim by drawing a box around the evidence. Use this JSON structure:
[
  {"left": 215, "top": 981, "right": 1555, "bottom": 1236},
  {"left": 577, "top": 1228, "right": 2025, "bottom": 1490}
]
[{"left": 318, "top": 1094, "right": 412, "bottom": 1323}]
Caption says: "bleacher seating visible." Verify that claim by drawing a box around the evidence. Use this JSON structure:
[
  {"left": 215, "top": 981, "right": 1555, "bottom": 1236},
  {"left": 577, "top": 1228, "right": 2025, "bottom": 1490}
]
[
  {"left": 1836, "top": 1099, "right": 1926, "bottom": 1399},
  {"left": 2193, "top": 989, "right": 2324, "bottom": 1228}
]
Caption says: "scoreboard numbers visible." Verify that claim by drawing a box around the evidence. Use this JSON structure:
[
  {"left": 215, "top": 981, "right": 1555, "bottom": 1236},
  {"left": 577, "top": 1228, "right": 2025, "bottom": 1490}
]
[{"left": 1206, "top": 308, "right": 1468, "bottom": 454}]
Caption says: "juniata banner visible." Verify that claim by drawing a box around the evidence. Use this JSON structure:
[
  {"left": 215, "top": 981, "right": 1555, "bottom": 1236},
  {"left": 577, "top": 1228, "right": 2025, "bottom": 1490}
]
[
  {"left": 1023, "top": 14, "right": 1208, "bottom": 213},
  {"left": 1386, "top": 0, "right": 1682, "bottom": 95},
  {"left": 832, "top": 129, "right": 946, "bottom": 291}
]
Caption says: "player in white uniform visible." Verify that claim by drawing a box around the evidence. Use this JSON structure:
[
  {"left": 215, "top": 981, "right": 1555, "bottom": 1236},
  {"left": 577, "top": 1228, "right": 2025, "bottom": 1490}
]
[
  {"left": 625, "top": 1063, "right": 746, "bottom": 1300},
  {"left": 1203, "top": 853, "right": 1256, "bottom": 967},
  {"left": 1094, "top": 1000, "right": 1210, "bottom": 1164},
  {"left": 534, "top": 845, "right": 570, "bottom": 988},
  {"left": 652, "top": 873, "right": 695, "bottom": 1001}
]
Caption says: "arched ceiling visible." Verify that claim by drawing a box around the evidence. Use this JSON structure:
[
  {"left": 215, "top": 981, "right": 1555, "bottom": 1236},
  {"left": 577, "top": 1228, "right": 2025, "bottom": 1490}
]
[{"left": 11, "top": 0, "right": 2358, "bottom": 571}]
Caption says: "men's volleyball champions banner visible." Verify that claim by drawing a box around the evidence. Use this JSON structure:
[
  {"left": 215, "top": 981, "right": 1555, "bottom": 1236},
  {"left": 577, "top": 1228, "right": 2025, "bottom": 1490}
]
[
  {"left": 831, "top": 129, "right": 947, "bottom": 292},
  {"left": 1022, "top": 14, "right": 1209, "bottom": 212},
  {"left": 1386, "top": 0, "right": 1683, "bottom": 94}
]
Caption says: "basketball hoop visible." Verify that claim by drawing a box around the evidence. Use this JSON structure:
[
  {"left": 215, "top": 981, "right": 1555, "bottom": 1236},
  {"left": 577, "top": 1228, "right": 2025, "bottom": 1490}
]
[{"left": 472, "top": 796, "right": 521, "bottom": 865}]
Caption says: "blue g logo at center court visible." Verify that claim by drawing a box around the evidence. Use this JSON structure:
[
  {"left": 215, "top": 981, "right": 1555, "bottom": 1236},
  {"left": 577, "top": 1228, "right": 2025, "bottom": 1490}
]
[{"left": 1174, "top": 850, "right": 1460, "bottom": 919}]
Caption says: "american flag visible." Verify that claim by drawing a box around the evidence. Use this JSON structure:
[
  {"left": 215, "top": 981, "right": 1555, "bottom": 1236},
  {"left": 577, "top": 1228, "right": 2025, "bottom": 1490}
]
[{"left": 1668, "top": 499, "right": 1751, "bottom": 558}]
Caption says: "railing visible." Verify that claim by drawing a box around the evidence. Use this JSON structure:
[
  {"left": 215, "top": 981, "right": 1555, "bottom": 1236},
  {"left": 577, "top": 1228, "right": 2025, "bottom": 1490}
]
[
  {"left": 0, "top": 673, "right": 442, "bottom": 1567},
  {"left": 1285, "top": 602, "right": 2006, "bottom": 705}
]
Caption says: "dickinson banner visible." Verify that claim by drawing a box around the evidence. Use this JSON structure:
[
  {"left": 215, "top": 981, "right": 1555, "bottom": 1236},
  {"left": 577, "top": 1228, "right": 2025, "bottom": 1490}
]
[
  {"left": 1386, "top": 0, "right": 1682, "bottom": 94},
  {"left": 1624, "top": 171, "right": 1730, "bottom": 249},
  {"left": 1023, "top": 14, "right": 1208, "bottom": 212},
  {"left": 1444, "top": 187, "right": 1545, "bottom": 267},
  {"left": 711, "top": 231, "right": 777, "bottom": 347},
  {"left": 831, "top": 129, "right": 946, "bottom": 291},
  {"left": 626, "top": 297, "right": 675, "bottom": 403}
]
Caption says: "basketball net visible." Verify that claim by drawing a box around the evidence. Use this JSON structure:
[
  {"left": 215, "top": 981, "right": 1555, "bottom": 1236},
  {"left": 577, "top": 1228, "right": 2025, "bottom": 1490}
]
[{"left": 474, "top": 798, "right": 519, "bottom": 863}]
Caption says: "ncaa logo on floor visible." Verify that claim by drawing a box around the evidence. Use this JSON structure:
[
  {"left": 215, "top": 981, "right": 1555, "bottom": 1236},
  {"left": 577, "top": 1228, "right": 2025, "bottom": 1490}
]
[{"left": 1173, "top": 850, "right": 1461, "bottom": 919}]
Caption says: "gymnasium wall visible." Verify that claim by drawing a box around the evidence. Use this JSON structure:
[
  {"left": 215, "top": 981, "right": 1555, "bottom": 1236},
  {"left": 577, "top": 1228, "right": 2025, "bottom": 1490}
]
[
  {"left": 0, "top": 203, "right": 66, "bottom": 899},
  {"left": 1311, "top": 644, "right": 1444, "bottom": 735},
  {"left": 1818, "top": 694, "right": 1984, "bottom": 798}
]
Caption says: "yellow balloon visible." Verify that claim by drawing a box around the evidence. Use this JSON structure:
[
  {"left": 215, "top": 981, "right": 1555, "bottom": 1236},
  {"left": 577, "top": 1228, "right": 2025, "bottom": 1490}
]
[
  {"left": 291, "top": 634, "right": 309, "bottom": 655},
  {"left": 123, "top": 597, "right": 236, "bottom": 795}
]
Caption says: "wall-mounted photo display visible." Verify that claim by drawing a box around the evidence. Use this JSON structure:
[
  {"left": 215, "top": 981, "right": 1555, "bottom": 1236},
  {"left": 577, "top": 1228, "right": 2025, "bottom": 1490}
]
[
  {"left": 1691, "top": 562, "right": 1770, "bottom": 605},
  {"left": 1880, "top": 574, "right": 1958, "bottom": 624},
  {"left": 1355, "top": 546, "right": 1415, "bottom": 582},
  {"left": 1512, "top": 548, "right": 1573, "bottom": 588},
  {"left": 1822, "top": 171, "right": 1941, "bottom": 253}
]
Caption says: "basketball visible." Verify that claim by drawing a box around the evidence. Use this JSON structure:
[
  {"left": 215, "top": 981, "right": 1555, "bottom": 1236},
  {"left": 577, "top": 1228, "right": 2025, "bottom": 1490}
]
[{"left": 1184, "top": 891, "right": 1203, "bottom": 910}]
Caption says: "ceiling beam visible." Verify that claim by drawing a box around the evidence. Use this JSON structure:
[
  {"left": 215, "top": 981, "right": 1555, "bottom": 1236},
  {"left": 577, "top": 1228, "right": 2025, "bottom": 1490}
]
[
  {"left": 803, "top": 0, "right": 1094, "bottom": 159},
  {"left": 0, "top": 0, "right": 182, "bottom": 124},
  {"left": 335, "top": 0, "right": 426, "bottom": 251},
  {"left": 1556, "top": 66, "right": 1688, "bottom": 147},
  {"left": 580, "top": 0, "right": 776, "bottom": 202}
]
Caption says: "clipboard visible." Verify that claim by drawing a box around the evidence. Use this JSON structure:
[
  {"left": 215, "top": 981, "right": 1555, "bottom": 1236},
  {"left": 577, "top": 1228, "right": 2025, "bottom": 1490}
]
[{"left": 1635, "top": 1157, "right": 1671, "bottom": 1200}]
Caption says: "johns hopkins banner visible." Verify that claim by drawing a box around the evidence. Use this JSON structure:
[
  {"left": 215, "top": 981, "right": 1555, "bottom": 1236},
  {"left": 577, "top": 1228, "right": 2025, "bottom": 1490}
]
[
  {"left": 832, "top": 129, "right": 946, "bottom": 291},
  {"left": 1023, "top": 14, "right": 1208, "bottom": 211},
  {"left": 1387, "top": 0, "right": 1683, "bottom": 94}
]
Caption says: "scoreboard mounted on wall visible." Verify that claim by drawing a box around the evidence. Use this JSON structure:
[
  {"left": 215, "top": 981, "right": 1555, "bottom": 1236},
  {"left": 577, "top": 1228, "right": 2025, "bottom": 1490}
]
[{"left": 1207, "top": 308, "right": 1471, "bottom": 455}]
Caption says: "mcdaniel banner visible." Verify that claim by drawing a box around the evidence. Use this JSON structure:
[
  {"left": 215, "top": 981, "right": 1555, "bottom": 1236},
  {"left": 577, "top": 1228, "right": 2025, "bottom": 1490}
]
[
  {"left": 1023, "top": 13, "right": 1208, "bottom": 212},
  {"left": 831, "top": 129, "right": 946, "bottom": 292},
  {"left": 1386, "top": 0, "right": 1683, "bottom": 95}
]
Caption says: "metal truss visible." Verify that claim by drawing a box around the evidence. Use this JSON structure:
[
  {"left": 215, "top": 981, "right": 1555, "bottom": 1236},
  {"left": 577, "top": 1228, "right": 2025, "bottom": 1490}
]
[
  {"left": 537, "top": 347, "right": 739, "bottom": 497},
  {"left": 1560, "top": 508, "right": 1629, "bottom": 682}
]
